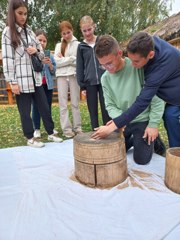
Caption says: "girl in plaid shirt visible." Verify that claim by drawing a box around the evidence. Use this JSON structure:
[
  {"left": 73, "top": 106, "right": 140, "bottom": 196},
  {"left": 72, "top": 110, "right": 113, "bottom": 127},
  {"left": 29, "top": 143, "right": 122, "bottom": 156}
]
[{"left": 2, "top": 0, "right": 63, "bottom": 147}]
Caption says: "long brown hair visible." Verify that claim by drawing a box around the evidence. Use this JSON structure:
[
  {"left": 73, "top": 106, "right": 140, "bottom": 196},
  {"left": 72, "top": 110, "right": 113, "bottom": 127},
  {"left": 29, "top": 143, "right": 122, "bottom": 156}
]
[
  {"left": 59, "top": 21, "right": 73, "bottom": 56},
  {"left": 7, "top": 0, "right": 28, "bottom": 49}
]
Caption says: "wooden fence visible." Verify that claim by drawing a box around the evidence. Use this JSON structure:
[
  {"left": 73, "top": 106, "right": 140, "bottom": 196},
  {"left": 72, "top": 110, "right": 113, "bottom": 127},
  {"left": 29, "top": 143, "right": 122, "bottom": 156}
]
[
  {"left": 0, "top": 74, "right": 60, "bottom": 104},
  {"left": 0, "top": 74, "right": 85, "bottom": 105},
  {"left": 0, "top": 78, "right": 14, "bottom": 104}
]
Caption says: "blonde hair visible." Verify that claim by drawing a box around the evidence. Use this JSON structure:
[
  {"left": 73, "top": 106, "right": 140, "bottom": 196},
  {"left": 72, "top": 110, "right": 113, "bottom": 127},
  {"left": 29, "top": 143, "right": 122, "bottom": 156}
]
[
  {"left": 79, "top": 15, "right": 95, "bottom": 28},
  {"left": 59, "top": 21, "right": 73, "bottom": 56}
]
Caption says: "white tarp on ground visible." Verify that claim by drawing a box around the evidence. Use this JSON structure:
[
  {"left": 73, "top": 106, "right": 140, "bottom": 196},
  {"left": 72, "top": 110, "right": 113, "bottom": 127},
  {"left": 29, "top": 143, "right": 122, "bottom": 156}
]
[{"left": 0, "top": 139, "right": 180, "bottom": 240}]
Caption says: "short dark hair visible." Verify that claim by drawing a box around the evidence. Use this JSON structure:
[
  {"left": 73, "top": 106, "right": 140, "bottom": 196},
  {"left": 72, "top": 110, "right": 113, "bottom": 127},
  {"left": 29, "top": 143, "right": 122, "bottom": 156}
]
[
  {"left": 95, "top": 35, "right": 119, "bottom": 58},
  {"left": 127, "top": 32, "right": 154, "bottom": 58}
]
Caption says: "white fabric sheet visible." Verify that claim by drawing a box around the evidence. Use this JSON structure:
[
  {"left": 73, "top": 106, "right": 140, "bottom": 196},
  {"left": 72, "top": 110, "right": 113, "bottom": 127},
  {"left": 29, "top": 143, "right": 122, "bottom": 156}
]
[{"left": 0, "top": 140, "right": 180, "bottom": 240}]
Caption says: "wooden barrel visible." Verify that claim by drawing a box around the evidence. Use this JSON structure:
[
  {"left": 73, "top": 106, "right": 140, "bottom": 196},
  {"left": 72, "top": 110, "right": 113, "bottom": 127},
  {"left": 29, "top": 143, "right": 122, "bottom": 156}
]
[
  {"left": 73, "top": 131, "right": 127, "bottom": 188},
  {"left": 165, "top": 148, "right": 180, "bottom": 194}
]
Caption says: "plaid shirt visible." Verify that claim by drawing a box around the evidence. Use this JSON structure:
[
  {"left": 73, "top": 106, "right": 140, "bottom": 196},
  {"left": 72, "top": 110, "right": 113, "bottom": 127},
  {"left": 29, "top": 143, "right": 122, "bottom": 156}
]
[{"left": 2, "top": 24, "right": 44, "bottom": 93}]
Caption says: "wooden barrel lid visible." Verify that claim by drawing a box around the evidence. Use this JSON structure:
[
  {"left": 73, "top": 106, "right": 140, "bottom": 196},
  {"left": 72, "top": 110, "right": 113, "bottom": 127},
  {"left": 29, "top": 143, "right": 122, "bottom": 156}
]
[{"left": 74, "top": 131, "right": 123, "bottom": 144}]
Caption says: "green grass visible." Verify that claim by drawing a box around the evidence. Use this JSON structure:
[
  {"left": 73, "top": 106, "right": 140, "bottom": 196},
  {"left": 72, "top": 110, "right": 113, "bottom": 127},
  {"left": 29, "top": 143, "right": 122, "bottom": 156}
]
[{"left": 0, "top": 101, "right": 169, "bottom": 149}]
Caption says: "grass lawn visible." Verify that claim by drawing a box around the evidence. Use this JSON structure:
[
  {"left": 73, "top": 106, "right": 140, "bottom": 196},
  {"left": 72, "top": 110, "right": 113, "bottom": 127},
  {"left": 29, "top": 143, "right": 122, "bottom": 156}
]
[{"left": 0, "top": 101, "right": 169, "bottom": 149}]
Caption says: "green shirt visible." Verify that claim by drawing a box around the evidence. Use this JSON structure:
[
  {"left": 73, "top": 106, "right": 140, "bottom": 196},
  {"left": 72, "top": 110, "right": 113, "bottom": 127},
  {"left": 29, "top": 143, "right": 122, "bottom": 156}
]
[{"left": 101, "top": 57, "right": 164, "bottom": 128}]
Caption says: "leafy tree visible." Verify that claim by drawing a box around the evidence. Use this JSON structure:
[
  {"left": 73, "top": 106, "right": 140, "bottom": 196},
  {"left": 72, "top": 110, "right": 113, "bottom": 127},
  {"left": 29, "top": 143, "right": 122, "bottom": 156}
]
[
  {"left": 0, "top": 0, "right": 8, "bottom": 32},
  {"left": 0, "top": 0, "right": 173, "bottom": 49},
  {"left": 35, "top": 0, "right": 173, "bottom": 45}
]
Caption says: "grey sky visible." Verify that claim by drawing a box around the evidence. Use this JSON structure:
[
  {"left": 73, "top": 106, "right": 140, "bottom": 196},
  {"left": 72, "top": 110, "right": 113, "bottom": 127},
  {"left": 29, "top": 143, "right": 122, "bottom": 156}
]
[{"left": 170, "top": 0, "right": 180, "bottom": 14}]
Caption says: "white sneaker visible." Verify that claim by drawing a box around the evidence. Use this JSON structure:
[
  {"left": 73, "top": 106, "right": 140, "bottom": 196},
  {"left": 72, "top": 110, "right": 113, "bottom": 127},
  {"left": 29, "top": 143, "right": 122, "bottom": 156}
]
[
  {"left": 27, "top": 138, "right": 45, "bottom": 148},
  {"left": 63, "top": 131, "right": 75, "bottom": 138},
  {"left": 53, "top": 129, "right": 58, "bottom": 134},
  {"left": 34, "top": 129, "right": 41, "bottom": 138},
  {"left": 48, "top": 134, "right": 63, "bottom": 143}
]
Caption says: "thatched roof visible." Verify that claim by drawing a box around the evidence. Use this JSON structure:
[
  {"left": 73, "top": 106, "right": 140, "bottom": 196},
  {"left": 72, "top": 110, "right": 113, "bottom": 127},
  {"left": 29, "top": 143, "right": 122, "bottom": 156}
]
[
  {"left": 119, "top": 12, "right": 180, "bottom": 55},
  {"left": 0, "top": 50, "right": 2, "bottom": 66},
  {"left": 143, "top": 12, "right": 180, "bottom": 41}
]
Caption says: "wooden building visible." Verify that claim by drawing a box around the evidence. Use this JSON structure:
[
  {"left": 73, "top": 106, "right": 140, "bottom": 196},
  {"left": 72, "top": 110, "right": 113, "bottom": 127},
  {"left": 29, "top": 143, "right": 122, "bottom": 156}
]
[
  {"left": 143, "top": 12, "right": 180, "bottom": 49},
  {"left": 120, "top": 12, "right": 180, "bottom": 55}
]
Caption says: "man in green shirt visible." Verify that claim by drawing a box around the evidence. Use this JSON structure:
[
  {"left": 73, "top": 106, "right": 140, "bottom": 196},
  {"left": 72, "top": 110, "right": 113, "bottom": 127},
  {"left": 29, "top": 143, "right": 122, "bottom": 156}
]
[{"left": 93, "top": 35, "right": 165, "bottom": 164}]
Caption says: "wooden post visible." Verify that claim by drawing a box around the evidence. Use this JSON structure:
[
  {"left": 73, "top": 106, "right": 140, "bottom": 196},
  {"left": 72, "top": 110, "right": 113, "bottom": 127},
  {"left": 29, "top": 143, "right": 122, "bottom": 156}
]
[
  {"left": 6, "top": 83, "right": 14, "bottom": 105},
  {"left": 80, "top": 90, "right": 86, "bottom": 101}
]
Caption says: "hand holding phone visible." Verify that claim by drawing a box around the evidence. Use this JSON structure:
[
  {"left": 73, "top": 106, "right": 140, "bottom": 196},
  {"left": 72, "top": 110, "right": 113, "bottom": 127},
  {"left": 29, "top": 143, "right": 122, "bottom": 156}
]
[{"left": 44, "top": 49, "right": 50, "bottom": 57}]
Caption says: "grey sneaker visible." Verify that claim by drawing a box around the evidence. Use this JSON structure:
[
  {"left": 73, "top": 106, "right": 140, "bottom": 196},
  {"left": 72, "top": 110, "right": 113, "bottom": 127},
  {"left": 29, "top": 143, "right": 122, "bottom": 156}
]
[
  {"left": 33, "top": 129, "right": 41, "bottom": 138},
  {"left": 63, "top": 131, "right": 75, "bottom": 138},
  {"left": 75, "top": 129, "right": 83, "bottom": 135},
  {"left": 48, "top": 134, "right": 63, "bottom": 143},
  {"left": 27, "top": 138, "right": 45, "bottom": 148}
]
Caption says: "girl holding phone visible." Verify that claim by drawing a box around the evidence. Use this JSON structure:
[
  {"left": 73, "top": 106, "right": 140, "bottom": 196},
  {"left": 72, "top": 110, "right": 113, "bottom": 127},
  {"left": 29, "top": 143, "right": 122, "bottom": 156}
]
[{"left": 32, "top": 30, "right": 59, "bottom": 138}]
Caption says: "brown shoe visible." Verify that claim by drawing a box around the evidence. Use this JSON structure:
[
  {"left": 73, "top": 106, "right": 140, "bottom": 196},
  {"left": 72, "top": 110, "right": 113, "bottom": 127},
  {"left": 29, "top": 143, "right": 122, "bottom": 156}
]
[{"left": 63, "top": 131, "right": 75, "bottom": 138}]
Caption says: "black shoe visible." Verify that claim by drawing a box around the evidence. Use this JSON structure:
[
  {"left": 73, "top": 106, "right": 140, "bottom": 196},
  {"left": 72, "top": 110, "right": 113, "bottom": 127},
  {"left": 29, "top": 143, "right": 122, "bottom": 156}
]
[
  {"left": 125, "top": 136, "right": 133, "bottom": 152},
  {"left": 154, "top": 135, "right": 166, "bottom": 156}
]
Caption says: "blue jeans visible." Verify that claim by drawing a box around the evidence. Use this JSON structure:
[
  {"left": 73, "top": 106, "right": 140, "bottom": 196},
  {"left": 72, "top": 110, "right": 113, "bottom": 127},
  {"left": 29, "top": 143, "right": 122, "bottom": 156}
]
[
  {"left": 32, "top": 84, "right": 53, "bottom": 130},
  {"left": 163, "top": 104, "right": 180, "bottom": 147}
]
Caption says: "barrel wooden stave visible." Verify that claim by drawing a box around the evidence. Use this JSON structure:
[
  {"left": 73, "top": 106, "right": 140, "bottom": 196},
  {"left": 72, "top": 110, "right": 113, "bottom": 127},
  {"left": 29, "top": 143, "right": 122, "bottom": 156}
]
[
  {"left": 96, "top": 158, "right": 128, "bottom": 188},
  {"left": 75, "top": 160, "right": 96, "bottom": 187},
  {"left": 165, "top": 148, "right": 180, "bottom": 194},
  {"left": 74, "top": 141, "right": 125, "bottom": 164}
]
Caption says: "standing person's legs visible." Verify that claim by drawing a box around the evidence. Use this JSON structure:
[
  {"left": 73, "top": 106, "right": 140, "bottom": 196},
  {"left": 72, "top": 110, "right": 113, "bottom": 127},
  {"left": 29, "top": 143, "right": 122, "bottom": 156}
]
[
  {"left": 163, "top": 104, "right": 180, "bottom": 147},
  {"left": 32, "top": 98, "right": 41, "bottom": 130},
  {"left": 16, "top": 93, "right": 45, "bottom": 147},
  {"left": 43, "top": 84, "right": 53, "bottom": 113},
  {"left": 57, "top": 76, "right": 72, "bottom": 135},
  {"left": 98, "top": 84, "right": 111, "bottom": 125},
  {"left": 68, "top": 75, "right": 82, "bottom": 133},
  {"left": 130, "top": 122, "right": 154, "bottom": 165},
  {"left": 86, "top": 85, "right": 99, "bottom": 130},
  {"left": 32, "top": 84, "right": 53, "bottom": 138},
  {"left": 33, "top": 86, "right": 54, "bottom": 135},
  {"left": 16, "top": 93, "right": 34, "bottom": 139}
]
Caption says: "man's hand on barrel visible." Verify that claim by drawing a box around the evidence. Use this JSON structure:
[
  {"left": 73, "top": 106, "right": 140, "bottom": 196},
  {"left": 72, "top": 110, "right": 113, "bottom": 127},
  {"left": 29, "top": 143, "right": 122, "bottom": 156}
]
[{"left": 91, "top": 120, "right": 118, "bottom": 139}]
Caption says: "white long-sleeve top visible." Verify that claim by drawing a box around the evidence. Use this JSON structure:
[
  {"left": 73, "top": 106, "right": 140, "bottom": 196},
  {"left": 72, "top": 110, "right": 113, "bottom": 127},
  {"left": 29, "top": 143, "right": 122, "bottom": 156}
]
[{"left": 54, "top": 36, "right": 79, "bottom": 77}]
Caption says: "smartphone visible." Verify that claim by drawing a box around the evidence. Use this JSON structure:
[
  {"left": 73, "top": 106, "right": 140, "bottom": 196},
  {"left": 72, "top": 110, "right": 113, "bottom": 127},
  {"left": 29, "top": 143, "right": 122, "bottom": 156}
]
[{"left": 44, "top": 49, "right": 50, "bottom": 57}]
